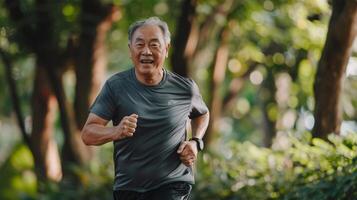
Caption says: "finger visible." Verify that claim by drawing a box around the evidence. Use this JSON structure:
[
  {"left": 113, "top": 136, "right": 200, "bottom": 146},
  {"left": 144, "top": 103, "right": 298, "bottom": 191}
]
[
  {"left": 182, "top": 147, "right": 193, "bottom": 155},
  {"left": 179, "top": 155, "right": 187, "bottom": 161},
  {"left": 130, "top": 113, "right": 139, "bottom": 118},
  {"left": 127, "top": 127, "right": 136, "bottom": 133},
  {"left": 180, "top": 155, "right": 195, "bottom": 162},
  {"left": 179, "top": 152, "right": 191, "bottom": 160},
  {"left": 188, "top": 158, "right": 195, "bottom": 163},
  {"left": 181, "top": 159, "right": 189, "bottom": 166},
  {"left": 118, "top": 131, "right": 132, "bottom": 140},
  {"left": 177, "top": 141, "right": 188, "bottom": 153},
  {"left": 189, "top": 158, "right": 195, "bottom": 164},
  {"left": 127, "top": 122, "right": 137, "bottom": 128},
  {"left": 183, "top": 155, "right": 194, "bottom": 161},
  {"left": 125, "top": 132, "right": 134, "bottom": 137},
  {"left": 122, "top": 120, "right": 129, "bottom": 127},
  {"left": 186, "top": 161, "right": 193, "bottom": 166},
  {"left": 180, "top": 148, "right": 193, "bottom": 156},
  {"left": 128, "top": 117, "right": 138, "bottom": 123},
  {"left": 183, "top": 161, "right": 193, "bottom": 167},
  {"left": 121, "top": 124, "right": 127, "bottom": 132}
]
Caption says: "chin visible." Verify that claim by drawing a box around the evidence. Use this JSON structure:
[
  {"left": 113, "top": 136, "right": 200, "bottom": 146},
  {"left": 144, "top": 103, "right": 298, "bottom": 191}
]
[{"left": 136, "top": 65, "right": 155, "bottom": 74}]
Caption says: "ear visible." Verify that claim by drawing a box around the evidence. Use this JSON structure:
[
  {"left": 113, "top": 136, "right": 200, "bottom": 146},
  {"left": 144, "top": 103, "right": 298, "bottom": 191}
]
[
  {"left": 165, "top": 43, "right": 170, "bottom": 58},
  {"left": 128, "top": 43, "right": 132, "bottom": 58}
]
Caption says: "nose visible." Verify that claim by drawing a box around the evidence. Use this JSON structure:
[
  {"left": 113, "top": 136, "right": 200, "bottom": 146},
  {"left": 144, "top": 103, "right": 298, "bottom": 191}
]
[{"left": 142, "top": 45, "right": 152, "bottom": 55}]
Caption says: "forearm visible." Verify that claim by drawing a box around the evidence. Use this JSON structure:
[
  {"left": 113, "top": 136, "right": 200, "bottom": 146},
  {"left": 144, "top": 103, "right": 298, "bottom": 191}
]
[
  {"left": 191, "top": 111, "right": 210, "bottom": 139},
  {"left": 81, "top": 124, "right": 115, "bottom": 146}
]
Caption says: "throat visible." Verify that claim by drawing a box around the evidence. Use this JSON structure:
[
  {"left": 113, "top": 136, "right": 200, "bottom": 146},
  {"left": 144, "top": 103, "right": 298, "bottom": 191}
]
[
  {"left": 135, "top": 68, "right": 164, "bottom": 86},
  {"left": 144, "top": 77, "right": 159, "bottom": 85}
]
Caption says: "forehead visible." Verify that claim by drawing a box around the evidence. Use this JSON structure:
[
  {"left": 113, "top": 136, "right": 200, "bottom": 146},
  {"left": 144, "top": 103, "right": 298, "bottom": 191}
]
[{"left": 132, "top": 25, "right": 165, "bottom": 41}]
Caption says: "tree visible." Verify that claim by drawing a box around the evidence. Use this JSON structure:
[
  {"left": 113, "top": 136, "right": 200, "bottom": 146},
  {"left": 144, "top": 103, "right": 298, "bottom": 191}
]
[
  {"left": 171, "top": 0, "right": 237, "bottom": 145},
  {"left": 3, "top": 0, "right": 119, "bottom": 182},
  {"left": 170, "top": 0, "right": 197, "bottom": 77},
  {"left": 313, "top": 0, "right": 357, "bottom": 139}
]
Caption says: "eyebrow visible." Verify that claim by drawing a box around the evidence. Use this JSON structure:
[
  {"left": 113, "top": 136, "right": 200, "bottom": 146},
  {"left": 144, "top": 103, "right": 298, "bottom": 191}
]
[
  {"left": 134, "top": 38, "right": 144, "bottom": 43},
  {"left": 134, "top": 37, "right": 161, "bottom": 43}
]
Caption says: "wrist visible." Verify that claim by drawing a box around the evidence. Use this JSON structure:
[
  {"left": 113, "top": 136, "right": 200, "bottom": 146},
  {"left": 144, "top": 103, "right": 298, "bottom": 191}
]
[
  {"left": 111, "top": 127, "right": 120, "bottom": 141},
  {"left": 189, "top": 137, "right": 204, "bottom": 151}
]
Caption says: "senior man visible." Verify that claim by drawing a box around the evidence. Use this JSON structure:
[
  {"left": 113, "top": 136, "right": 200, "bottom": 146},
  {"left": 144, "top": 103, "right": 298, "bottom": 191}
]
[{"left": 81, "top": 16, "right": 209, "bottom": 200}]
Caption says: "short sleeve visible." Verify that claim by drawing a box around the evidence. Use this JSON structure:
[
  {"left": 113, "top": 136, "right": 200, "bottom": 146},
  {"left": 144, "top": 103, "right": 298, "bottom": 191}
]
[
  {"left": 189, "top": 80, "right": 209, "bottom": 119},
  {"left": 90, "top": 81, "right": 116, "bottom": 120}
]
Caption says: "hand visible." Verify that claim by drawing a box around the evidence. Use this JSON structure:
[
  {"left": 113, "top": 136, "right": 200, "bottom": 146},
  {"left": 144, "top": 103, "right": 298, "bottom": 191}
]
[
  {"left": 113, "top": 114, "right": 138, "bottom": 140},
  {"left": 177, "top": 141, "right": 198, "bottom": 167}
]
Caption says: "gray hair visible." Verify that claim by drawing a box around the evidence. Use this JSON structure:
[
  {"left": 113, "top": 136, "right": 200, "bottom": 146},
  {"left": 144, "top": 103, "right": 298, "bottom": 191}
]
[{"left": 128, "top": 17, "right": 171, "bottom": 45}]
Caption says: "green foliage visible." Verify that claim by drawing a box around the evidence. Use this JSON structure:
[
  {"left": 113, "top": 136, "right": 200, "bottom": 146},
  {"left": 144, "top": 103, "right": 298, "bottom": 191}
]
[
  {"left": 0, "top": 144, "right": 36, "bottom": 200},
  {"left": 211, "top": 0, "right": 333, "bottom": 143},
  {"left": 1, "top": 0, "right": 357, "bottom": 199},
  {"left": 1, "top": 134, "right": 356, "bottom": 200},
  {"left": 0, "top": 143, "right": 115, "bottom": 200},
  {"left": 192, "top": 132, "right": 357, "bottom": 200}
]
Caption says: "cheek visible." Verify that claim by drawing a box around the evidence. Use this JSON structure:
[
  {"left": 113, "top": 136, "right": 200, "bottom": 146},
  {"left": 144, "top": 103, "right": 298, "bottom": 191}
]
[
  {"left": 155, "top": 55, "right": 165, "bottom": 63},
  {"left": 132, "top": 52, "right": 140, "bottom": 59}
]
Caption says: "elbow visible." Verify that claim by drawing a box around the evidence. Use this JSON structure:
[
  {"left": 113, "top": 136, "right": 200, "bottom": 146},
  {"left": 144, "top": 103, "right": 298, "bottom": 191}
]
[
  {"left": 81, "top": 128, "right": 92, "bottom": 146},
  {"left": 205, "top": 110, "right": 210, "bottom": 120}
]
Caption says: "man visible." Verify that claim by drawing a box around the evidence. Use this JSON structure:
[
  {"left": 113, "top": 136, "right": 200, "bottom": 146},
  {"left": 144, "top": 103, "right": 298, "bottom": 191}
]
[{"left": 81, "top": 16, "right": 209, "bottom": 200}]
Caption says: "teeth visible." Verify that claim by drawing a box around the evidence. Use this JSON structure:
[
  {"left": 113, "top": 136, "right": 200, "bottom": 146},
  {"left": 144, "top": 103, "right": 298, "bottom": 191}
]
[{"left": 141, "top": 60, "right": 153, "bottom": 63}]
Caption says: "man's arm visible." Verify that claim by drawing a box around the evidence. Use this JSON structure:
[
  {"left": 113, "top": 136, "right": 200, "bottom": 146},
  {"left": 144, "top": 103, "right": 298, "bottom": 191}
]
[
  {"left": 81, "top": 113, "right": 138, "bottom": 146},
  {"left": 177, "top": 111, "right": 209, "bottom": 167},
  {"left": 191, "top": 111, "right": 210, "bottom": 139}
]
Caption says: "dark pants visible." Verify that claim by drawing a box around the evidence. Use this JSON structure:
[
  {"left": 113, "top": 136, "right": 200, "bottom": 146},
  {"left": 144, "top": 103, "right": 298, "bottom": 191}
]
[{"left": 113, "top": 182, "right": 192, "bottom": 200}]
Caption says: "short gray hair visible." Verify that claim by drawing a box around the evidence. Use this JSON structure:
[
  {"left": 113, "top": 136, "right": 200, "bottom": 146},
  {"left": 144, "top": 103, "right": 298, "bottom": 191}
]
[{"left": 128, "top": 17, "right": 171, "bottom": 45}]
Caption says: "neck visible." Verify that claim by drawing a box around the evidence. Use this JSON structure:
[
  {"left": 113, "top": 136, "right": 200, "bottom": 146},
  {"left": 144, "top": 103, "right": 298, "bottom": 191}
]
[{"left": 135, "top": 68, "right": 164, "bottom": 86}]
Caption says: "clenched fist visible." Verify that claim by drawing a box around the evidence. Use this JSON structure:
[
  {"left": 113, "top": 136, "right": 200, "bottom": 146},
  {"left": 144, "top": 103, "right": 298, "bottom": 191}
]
[
  {"left": 177, "top": 141, "right": 198, "bottom": 167},
  {"left": 113, "top": 113, "right": 138, "bottom": 140}
]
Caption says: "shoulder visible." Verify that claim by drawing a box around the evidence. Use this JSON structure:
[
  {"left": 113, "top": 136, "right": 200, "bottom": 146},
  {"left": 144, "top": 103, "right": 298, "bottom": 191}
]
[
  {"left": 106, "top": 68, "right": 132, "bottom": 87},
  {"left": 166, "top": 70, "right": 195, "bottom": 89}
]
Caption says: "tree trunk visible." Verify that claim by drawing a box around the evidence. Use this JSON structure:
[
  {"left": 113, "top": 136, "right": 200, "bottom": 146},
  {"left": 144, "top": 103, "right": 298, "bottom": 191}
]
[
  {"left": 48, "top": 67, "right": 93, "bottom": 167},
  {"left": 31, "top": 66, "right": 62, "bottom": 182},
  {"left": 4, "top": 0, "right": 119, "bottom": 181},
  {"left": 261, "top": 100, "right": 276, "bottom": 147},
  {"left": 31, "top": 0, "right": 92, "bottom": 168},
  {"left": 3, "top": 0, "right": 64, "bottom": 182},
  {"left": 260, "top": 70, "right": 277, "bottom": 147},
  {"left": 74, "top": 2, "right": 119, "bottom": 129},
  {"left": 171, "top": 0, "right": 197, "bottom": 77},
  {"left": 204, "top": 28, "right": 230, "bottom": 145},
  {"left": 313, "top": 0, "right": 357, "bottom": 139},
  {"left": 0, "top": 49, "right": 31, "bottom": 147},
  {"left": 60, "top": 2, "right": 120, "bottom": 167}
]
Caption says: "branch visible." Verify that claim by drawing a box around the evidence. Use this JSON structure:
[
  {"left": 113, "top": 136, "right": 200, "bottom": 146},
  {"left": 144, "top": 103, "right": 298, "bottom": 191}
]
[
  {"left": 4, "top": 0, "right": 36, "bottom": 48},
  {"left": 192, "top": 0, "right": 239, "bottom": 68},
  {"left": 199, "top": 0, "right": 235, "bottom": 41},
  {"left": 0, "top": 49, "right": 31, "bottom": 147}
]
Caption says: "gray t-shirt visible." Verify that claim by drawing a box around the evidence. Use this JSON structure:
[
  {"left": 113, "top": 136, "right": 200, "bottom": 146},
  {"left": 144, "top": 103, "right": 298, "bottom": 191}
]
[{"left": 90, "top": 68, "right": 208, "bottom": 192}]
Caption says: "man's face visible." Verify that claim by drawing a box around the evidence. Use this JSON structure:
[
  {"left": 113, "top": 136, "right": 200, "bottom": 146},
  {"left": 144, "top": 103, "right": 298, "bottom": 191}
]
[{"left": 129, "top": 25, "right": 169, "bottom": 75}]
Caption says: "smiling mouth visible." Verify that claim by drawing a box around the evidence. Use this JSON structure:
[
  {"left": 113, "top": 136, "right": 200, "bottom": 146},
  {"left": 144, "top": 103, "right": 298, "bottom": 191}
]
[{"left": 140, "top": 59, "right": 154, "bottom": 64}]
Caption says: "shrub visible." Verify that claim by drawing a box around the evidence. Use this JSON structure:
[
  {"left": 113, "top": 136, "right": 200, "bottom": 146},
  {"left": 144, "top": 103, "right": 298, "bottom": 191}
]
[{"left": 192, "top": 132, "right": 357, "bottom": 200}]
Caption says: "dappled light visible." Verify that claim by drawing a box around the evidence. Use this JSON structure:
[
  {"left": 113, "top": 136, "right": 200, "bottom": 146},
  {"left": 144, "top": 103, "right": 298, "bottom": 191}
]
[{"left": 0, "top": 0, "right": 356, "bottom": 199}]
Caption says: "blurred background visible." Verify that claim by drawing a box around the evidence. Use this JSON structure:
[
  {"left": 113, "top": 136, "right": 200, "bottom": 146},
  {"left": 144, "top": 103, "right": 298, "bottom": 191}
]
[{"left": 0, "top": 0, "right": 356, "bottom": 199}]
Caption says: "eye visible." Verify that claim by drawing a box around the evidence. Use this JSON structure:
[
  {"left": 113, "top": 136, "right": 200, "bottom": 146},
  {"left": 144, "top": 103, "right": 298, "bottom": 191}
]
[
  {"left": 136, "top": 43, "right": 144, "bottom": 47},
  {"left": 150, "top": 42, "right": 160, "bottom": 48}
]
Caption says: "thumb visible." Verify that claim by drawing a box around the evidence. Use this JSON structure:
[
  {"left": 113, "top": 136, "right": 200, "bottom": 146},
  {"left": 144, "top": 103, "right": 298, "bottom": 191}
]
[
  {"left": 130, "top": 113, "right": 139, "bottom": 118},
  {"left": 177, "top": 141, "right": 187, "bottom": 153}
]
